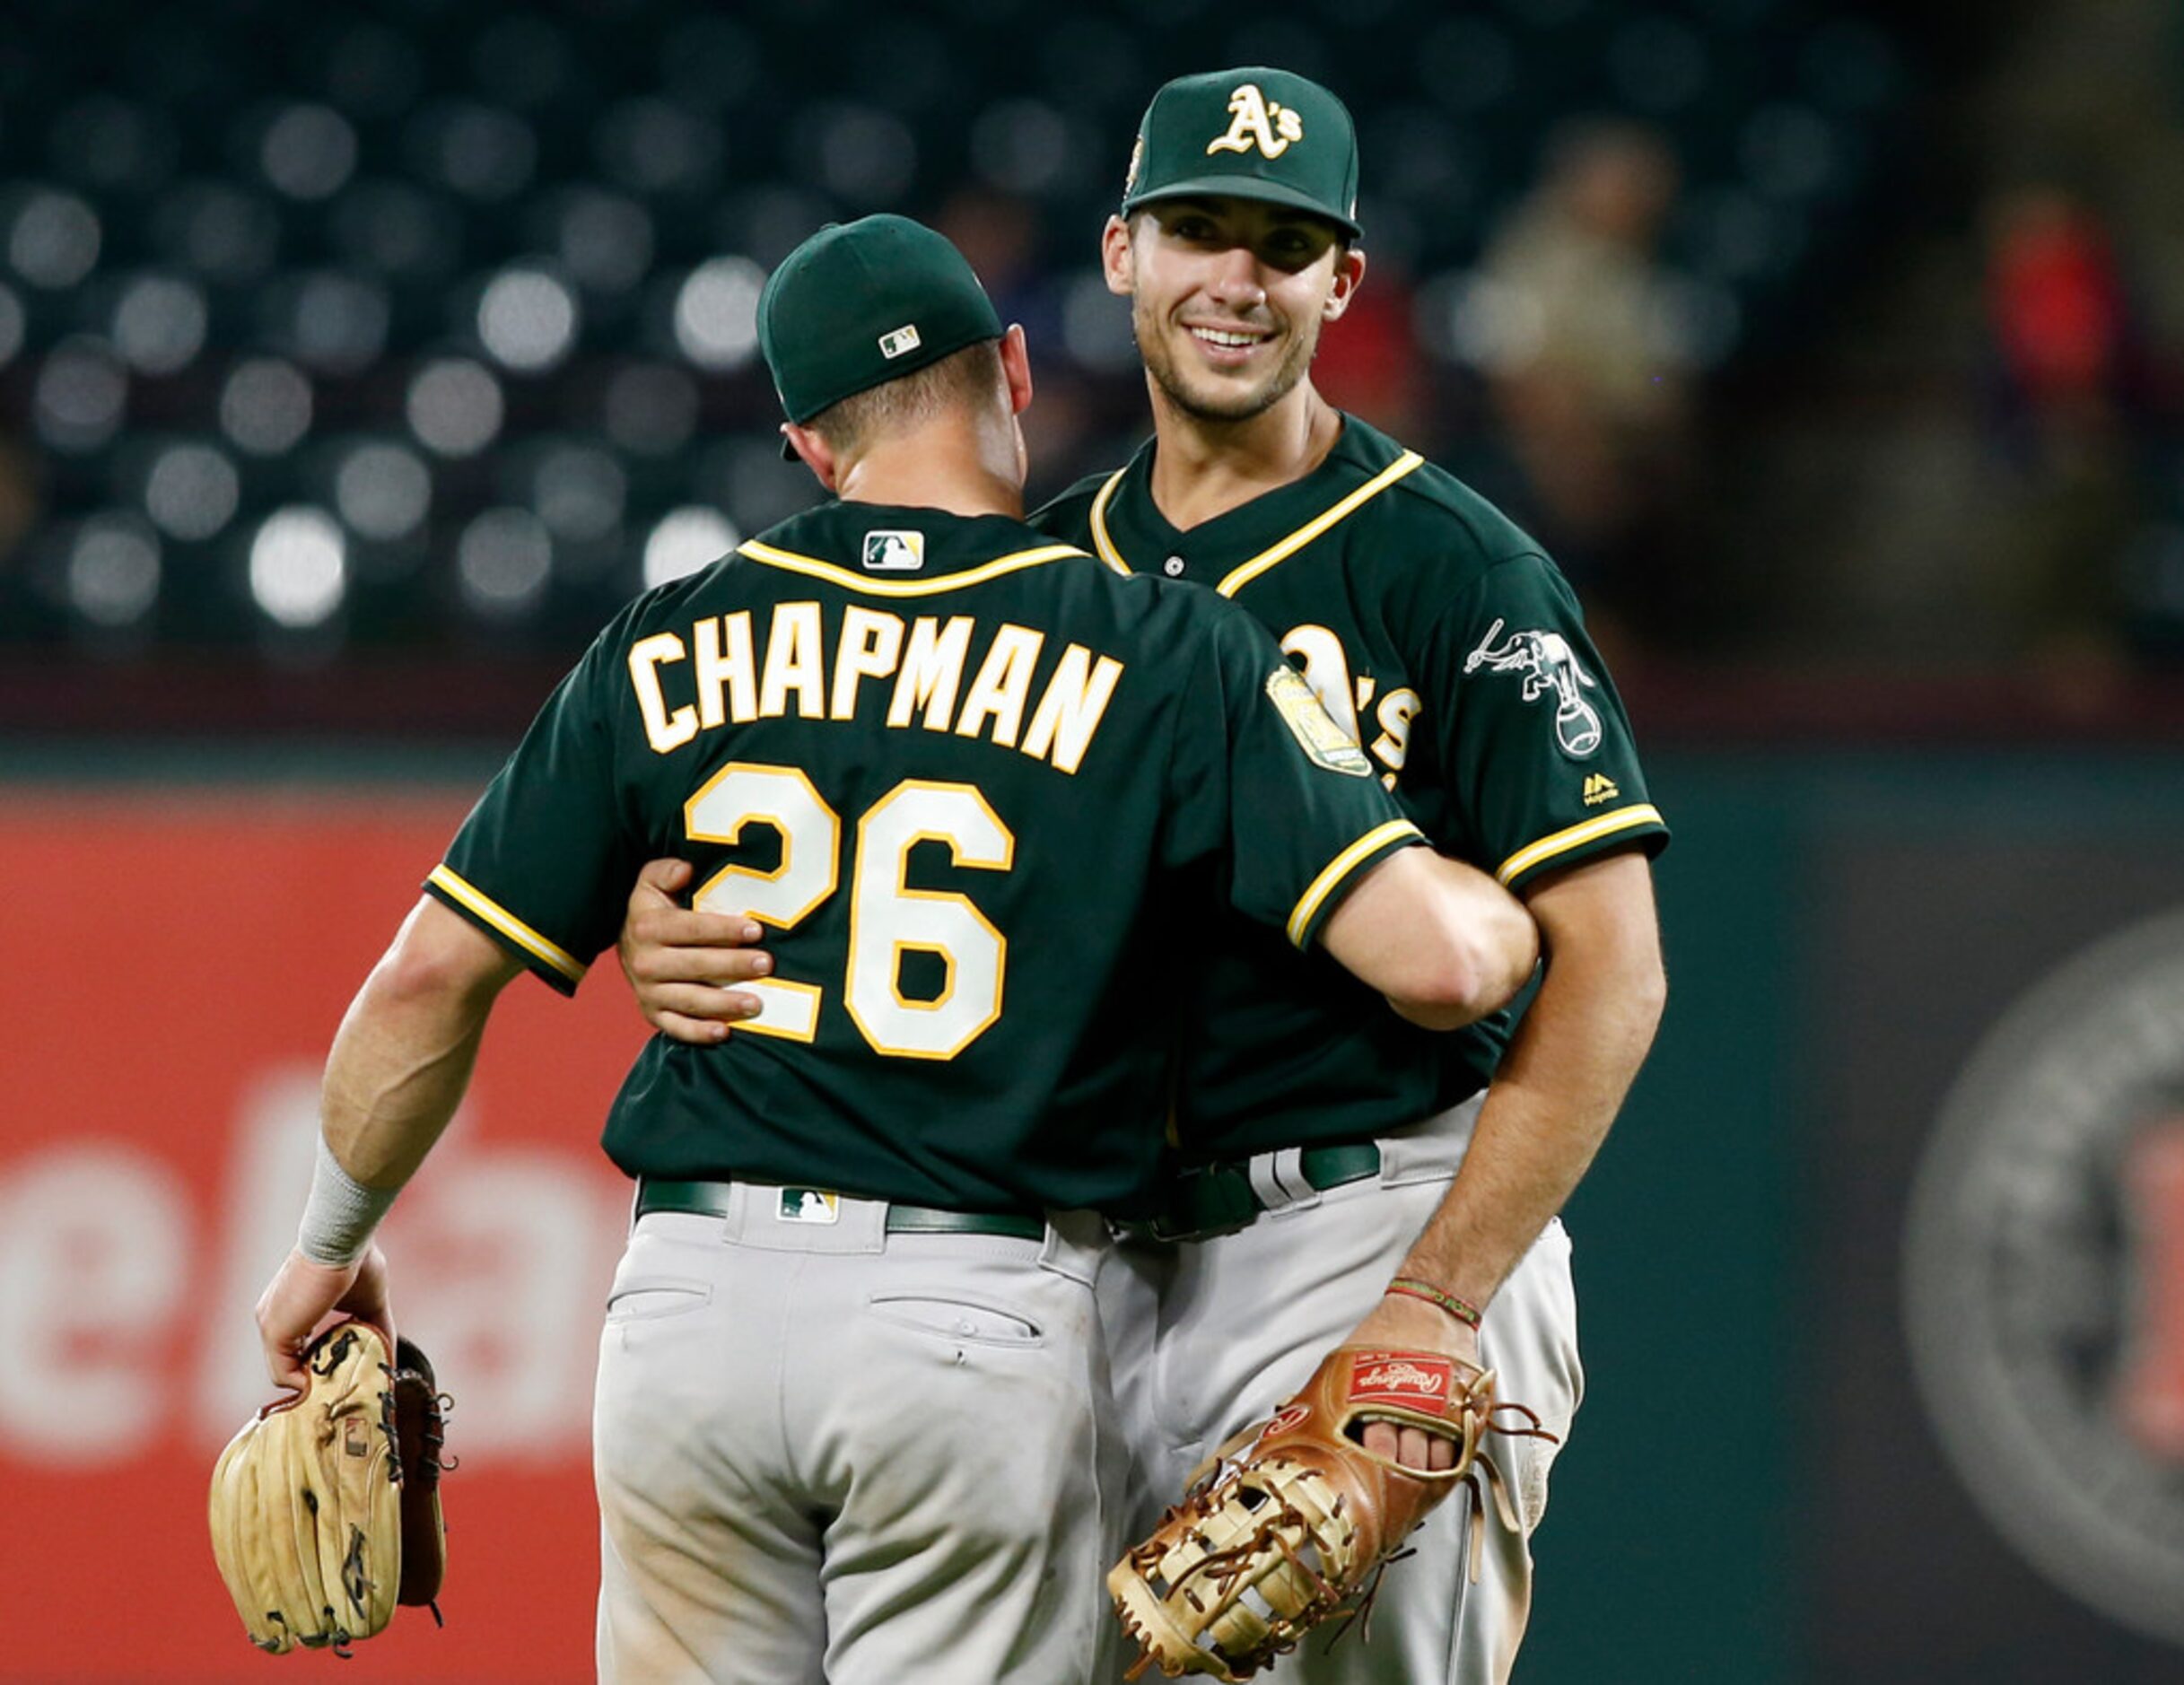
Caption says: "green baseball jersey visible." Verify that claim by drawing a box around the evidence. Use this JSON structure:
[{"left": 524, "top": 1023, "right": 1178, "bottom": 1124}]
[
  {"left": 425, "top": 502, "right": 1421, "bottom": 1214},
  {"left": 1035, "top": 415, "right": 1668, "bottom": 1156}
]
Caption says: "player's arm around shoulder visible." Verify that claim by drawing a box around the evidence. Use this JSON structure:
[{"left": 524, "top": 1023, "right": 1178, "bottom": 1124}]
[
  {"left": 1320, "top": 845, "right": 1540, "bottom": 1031},
  {"left": 1179, "top": 594, "right": 1540, "bottom": 1030}
]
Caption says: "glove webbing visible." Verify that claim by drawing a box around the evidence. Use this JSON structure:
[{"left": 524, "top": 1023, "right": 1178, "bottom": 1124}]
[{"left": 1121, "top": 1471, "right": 1352, "bottom": 1681}]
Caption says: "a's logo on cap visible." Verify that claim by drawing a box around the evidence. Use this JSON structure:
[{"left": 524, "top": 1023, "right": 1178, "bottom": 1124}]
[
  {"left": 1123, "top": 135, "right": 1144, "bottom": 196},
  {"left": 862, "top": 529, "right": 925, "bottom": 572},
  {"left": 1207, "top": 83, "right": 1304, "bottom": 161},
  {"left": 878, "top": 324, "right": 922, "bottom": 360}
]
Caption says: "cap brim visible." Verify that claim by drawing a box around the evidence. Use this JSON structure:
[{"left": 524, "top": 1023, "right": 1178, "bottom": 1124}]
[{"left": 1123, "top": 178, "right": 1360, "bottom": 240}]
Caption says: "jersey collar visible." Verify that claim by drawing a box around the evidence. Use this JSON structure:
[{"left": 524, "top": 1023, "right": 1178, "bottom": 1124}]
[
  {"left": 1087, "top": 417, "right": 1424, "bottom": 598},
  {"left": 740, "top": 505, "right": 1107, "bottom": 597}
]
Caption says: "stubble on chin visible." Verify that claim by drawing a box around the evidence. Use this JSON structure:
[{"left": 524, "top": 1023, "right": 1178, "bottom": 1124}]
[{"left": 1134, "top": 305, "right": 1317, "bottom": 424}]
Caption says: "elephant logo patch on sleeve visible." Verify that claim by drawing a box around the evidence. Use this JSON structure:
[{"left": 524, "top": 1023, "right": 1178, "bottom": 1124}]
[{"left": 1463, "top": 617, "right": 1604, "bottom": 758}]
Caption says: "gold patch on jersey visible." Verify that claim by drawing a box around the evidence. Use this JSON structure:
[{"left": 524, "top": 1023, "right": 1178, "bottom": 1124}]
[
  {"left": 1582, "top": 773, "right": 1621, "bottom": 807},
  {"left": 779, "top": 1188, "right": 842, "bottom": 1225},
  {"left": 1266, "top": 665, "right": 1372, "bottom": 777}
]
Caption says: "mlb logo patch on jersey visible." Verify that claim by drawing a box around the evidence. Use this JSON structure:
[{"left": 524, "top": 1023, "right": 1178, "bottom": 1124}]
[
  {"left": 862, "top": 529, "right": 925, "bottom": 572},
  {"left": 1264, "top": 666, "right": 1371, "bottom": 776},
  {"left": 878, "top": 324, "right": 922, "bottom": 360},
  {"left": 779, "top": 1188, "right": 841, "bottom": 1225}
]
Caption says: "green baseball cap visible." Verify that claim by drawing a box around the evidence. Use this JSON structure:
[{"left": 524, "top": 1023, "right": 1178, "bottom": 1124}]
[
  {"left": 1120, "top": 67, "right": 1362, "bottom": 240},
  {"left": 756, "top": 214, "right": 1005, "bottom": 428}
]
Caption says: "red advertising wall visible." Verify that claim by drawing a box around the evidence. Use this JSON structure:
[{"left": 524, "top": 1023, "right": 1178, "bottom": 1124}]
[{"left": 0, "top": 789, "right": 650, "bottom": 1682}]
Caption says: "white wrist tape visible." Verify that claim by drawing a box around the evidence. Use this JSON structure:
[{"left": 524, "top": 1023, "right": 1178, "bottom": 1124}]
[{"left": 297, "top": 1136, "right": 401, "bottom": 1267}]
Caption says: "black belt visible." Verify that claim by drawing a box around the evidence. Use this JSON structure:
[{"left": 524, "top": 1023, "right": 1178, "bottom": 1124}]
[
  {"left": 1140, "top": 1142, "right": 1382, "bottom": 1243},
  {"left": 634, "top": 1178, "right": 1045, "bottom": 1242}
]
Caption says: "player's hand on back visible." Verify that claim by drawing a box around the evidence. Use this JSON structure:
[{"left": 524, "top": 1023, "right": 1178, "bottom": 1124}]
[
  {"left": 619, "top": 859, "right": 773, "bottom": 1044},
  {"left": 1338, "top": 1290, "right": 1483, "bottom": 1472}
]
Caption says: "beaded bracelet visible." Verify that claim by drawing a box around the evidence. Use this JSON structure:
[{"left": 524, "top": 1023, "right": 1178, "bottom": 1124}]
[{"left": 1385, "top": 1276, "right": 1482, "bottom": 1329}]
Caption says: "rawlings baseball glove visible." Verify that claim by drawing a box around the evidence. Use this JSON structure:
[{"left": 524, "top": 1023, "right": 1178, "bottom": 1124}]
[
  {"left": 1109, "top": 1345, "right": 1553, "bottom": 1681},
  {"left": 208, "top": 1319, "right": 450, "bottom": 1656}
]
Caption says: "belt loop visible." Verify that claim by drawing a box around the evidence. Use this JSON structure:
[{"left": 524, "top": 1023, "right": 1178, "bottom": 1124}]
[
  {"left": 721, "top": 1181, "right": 756, "bottom": 1243},
  {"left": 1037, "top": 1209, "right": 1109, "bottom": 1286},
  {"left": 1247, "top": 1147, "right": 1321, "bottom": 1216}
]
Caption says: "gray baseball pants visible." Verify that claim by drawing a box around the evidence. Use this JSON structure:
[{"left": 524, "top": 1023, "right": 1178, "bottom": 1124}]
[
  {"left": 593, "top": 1188, "right": 1117, "bottom": 1683},
  {"left": 1100, "top": 1094, "right": 1584, "bottom": 1684}
]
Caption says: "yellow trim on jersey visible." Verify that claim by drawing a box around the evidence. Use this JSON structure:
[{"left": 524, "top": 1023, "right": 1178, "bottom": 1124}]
[
  {"left": 1495, "top": 805, "right": 1664, "bottom": 886},
  {"left": 1216, "top": 452, "right": 1426, "bottom": 598},
  {"left": 426, "top": 865, "right": 586, "bottom": 983},
  {"left": 1086, "top": 470, "right": 1131, "bottom": 573},
  {"left": 1285, "top": 819, "right": 1423, "bottom": 949},
  {"left": 738, "top": 539, "right": 1091, "bottom": 597}
]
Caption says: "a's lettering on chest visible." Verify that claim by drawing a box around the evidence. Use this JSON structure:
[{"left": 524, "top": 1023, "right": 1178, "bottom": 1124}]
[{"left": 1277, "top": 624, "right": 1420, "bottom": 790}]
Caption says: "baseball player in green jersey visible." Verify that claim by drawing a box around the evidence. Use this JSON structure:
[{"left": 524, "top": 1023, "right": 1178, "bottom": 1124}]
[
  {"left": 623, "top": 72, "right": 1670, "bottom": 1684},
  {"left": 249, "top": 213, "right": 1544, "bottom": 1685}
]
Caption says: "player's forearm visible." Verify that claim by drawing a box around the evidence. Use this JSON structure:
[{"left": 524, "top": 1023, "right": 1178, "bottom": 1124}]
[
  {"left": 319, "top": 897, "right": 521, "bottom": 1191},
  {"left": 1324, "top": 848, "right": 1541, "bottom": 1029},
  {"left": 1393, "top": 852, "right": 1664, "bottom": 1310},
  {"left": 1386, "top": 851, "right": 1542, "bottom": 1030}
]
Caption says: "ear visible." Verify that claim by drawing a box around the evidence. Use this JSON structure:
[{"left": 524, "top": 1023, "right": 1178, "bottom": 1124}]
[
  {"left": 1100, "top": 214, "right": 1135, "bottom": 299},
  {"left": 781, "top": 422, "right": 838, "bottom": 491},
  {"left": 1322, "top": 246, "right": 1367, "bottom": 323},
  {"left": 1000, "top": 324, "right": 1034, "bottom": 416}
]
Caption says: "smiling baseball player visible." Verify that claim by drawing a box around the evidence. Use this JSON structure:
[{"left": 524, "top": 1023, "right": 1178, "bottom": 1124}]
[
  {"left": 624, "top": 70, "right": 1669, "bottom": 1684},
  {"left": 249, "top": 212, "right": 1544, "bottom": 1685}
]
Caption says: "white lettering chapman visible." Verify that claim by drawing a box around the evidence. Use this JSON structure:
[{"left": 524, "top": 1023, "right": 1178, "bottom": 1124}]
[{"left": 627, "top": 601, "right": 1125, "bottom": 774}]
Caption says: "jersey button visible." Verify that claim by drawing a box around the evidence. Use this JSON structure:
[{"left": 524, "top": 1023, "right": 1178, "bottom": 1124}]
[{"left": 1163, "top": 555, "right": 1185, "bottom": 577}]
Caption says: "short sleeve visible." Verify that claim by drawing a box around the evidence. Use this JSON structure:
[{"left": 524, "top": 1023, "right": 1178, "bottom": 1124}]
[
  {"left": 1164, "top": 605, "right": 1423, "bottom": 949},
  {"left": 424, "top": 631, "right": 642, "bottom": 995},
  {"left": 1422, "top": 553, "right": 1668, "bottom": 892}
]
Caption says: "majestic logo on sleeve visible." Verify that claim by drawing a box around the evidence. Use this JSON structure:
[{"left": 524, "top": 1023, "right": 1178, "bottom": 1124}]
[
  {"left": 1463, "top": 617, "right": 1603, "bottom": 758},
  {"left": 861, "top": 529, "right": 925, "bottom": 572},
  {"left": 1265, "top": 665, "right": 1372, "bottom": 776},
  {"left": 1207, "top": 84, "right": 1304, "bottom": 159}
]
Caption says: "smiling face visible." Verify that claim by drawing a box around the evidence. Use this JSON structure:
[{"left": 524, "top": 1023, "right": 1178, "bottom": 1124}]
[{"left": 1103, "top": 196, "right": 1365, "bottom": 426}]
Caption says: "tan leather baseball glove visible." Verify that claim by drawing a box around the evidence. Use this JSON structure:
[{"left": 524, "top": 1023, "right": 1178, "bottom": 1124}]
[
  {"left": 208, "top": 1318, "right": 450, "bottom": 1656},
  {"left": 1109, "top": 1344, "right": 1552, "bottom": 1681}
]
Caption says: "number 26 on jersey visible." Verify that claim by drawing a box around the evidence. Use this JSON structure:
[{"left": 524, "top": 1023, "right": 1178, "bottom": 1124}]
[{"left": 685, "top": 762, "right": 1009, "bottom": 1061}]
